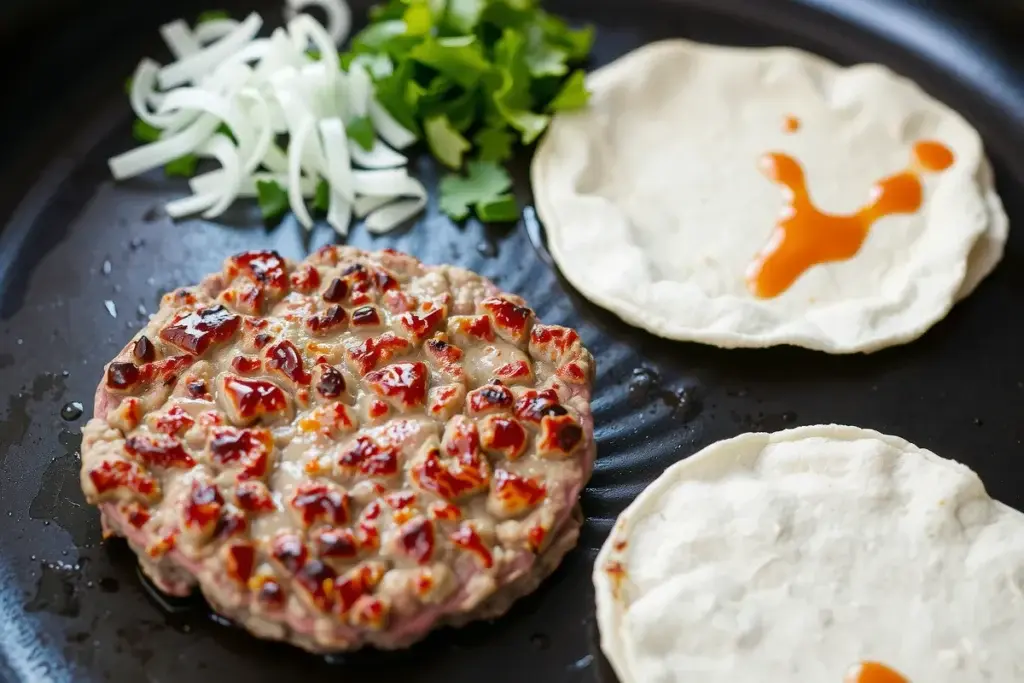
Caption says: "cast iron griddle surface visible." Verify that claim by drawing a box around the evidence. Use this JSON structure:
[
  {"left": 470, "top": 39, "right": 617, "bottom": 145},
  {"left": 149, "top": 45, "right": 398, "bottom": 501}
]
[{"left": 1, "top": 0, "right": 1022, "bottom": 681}]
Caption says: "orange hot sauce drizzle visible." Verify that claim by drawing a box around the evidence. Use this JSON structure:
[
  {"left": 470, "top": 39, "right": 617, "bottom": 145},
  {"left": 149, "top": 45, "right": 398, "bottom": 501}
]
[
  {"left": 746, "top": 140, "right": 955, "bottom": 299},
  {"left": 844, "top": 661, "right": 909, "bottom": 683}
]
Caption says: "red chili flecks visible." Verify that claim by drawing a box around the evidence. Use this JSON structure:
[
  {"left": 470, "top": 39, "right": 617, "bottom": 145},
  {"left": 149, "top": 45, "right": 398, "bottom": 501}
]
[
  {"left": 88, "top": 458, "right": 157, "bottom": 497},
  {"left": 460, "top": 315, "right": 495, "bottom": 341},
  {"left": 398, "top": 517, "right": 435, "bottom": 565},
  {"left": 106, "top": 362, "right": 140, "bottom": 390},
  {"left": 514, "top": 389, "right": 568, "bottom": 423},
  {"left": 125, "top": 433, "right": 195, "bottom": 469},
  {"left": 183, "top": 480, "right": 223, "bottom": 533},
  {"left": 271, "top": 532, "right": 308, "bottom": 574},
  {"left": 231, "top": 355, "right": 262, "bottom": 374},
  {"left": 480, "top": 415, "right": 528, "bottom": 459},
  {"left": 199, "top": 410, "right": 224, "bottom": 428},
  {"left": 491, "top": 469, "right": 546, "bottom": 515},
  {"left": 265, "top": 340, "right": 311, "bottom": 385},
  {"left": 290, "top": 265, "right": 321, "bottom": 293},
  {"left": 480, "top": 297, "right": 532, "bottom": 342},
  {"left": 493, "top": 360, "right": 532, "bottom": 383},
  {"left": 604, "top": 560, "right": 626, "bottom": 598},
  {"left": 253, "top": 332, "right": 273, "bottom": 349},
  {"left": 556, "top": 361, "right": 587, "bottom": 383},
  {"left": 427, "top": 385, "right": 462, "bottom": 417},
  {"left": 295, "top": 559, "right": 337, "bottom": 611},
  {"left": 429, "top": 502, "right": 462, "bottom": 522},
  {"left": 350, "top": 596, "right": 389, "bottom": 630},
  {"left": 373, "top": 267, "right": 398, "bottom": 292},
  {"left": 338, "top": 436, "right": 399, "bottom": 477},
  {"left": 527, "top": 525, "right": 548, "bottom": 553},
  {"left": 411, "top": 447, "right": 488, "bottom": 502},
  {"left": 214, "top": 508, "right": 248, "bottom": 540},
  {"left": 160, "top": 305, "right": 241, "bottom": 355},
  {"left": 423, "top": 337, "right": 464, "bottom": 374},
  {"left": 530, "top": 325, "right": 580, "bottom": 357},
  {"left": 306, "top": 304, "right": 347, "bottom": 335},
  {"left": 225, "top": 543, "right": 257, "bottom": 584},
  {"left": 381, "top": 289, "right": 416, "bottom": 314},
  {"left": 467, "top": 384, "right": 514, "bottom": 415},
  {"left": 368, "top": 400, "right": 390, "bottom": 421},
  {"left": 538, "top": 414, "right": 583, "bottom": 456},
  {"left": 154, "top": 405, "right": 195, "bottom": 436},
  {"left": 235, "top": 480, "right": 276, "bottom": 513},
  {"left": 229, "top": 250, "right": 289, "bottom": 290},
  {"left": 143, "top": 354, "right": 194, "bottom": 386},
  {"left": 415, "top": 571, "right": 434, "bottom": 596},
  {"left": 314, "top": 527, "right": 359, "bottom": 559},
  {"left": 315, "top": 365, "right": 346, "bottom": 399},
  {"left": 450, "top": 524, "right": 493, "bottom": 568},
  {"left": 322, "top": 278, "right": 348, "bottom": 303},
  {"left": 397, "top": 307, "right": 445, "bottom": 341},
  {"left": 146, "top": 532, "right": 177, "bottom": 558},
  {"left": 334, "top": 564, "right": 384, "bottom": 616},
  {"left": 121, "top": 502, "right": 152, "bottom": 528},
  {"left": 238, "top": 285, "right": 262, "bottom": 313},
  {"left": 347, "top": 333, "right": 411, "bottom": 375},
  {"left": 209, "top": 426, "right": 273, "bottom": 478},
  {"left": 114, "top": 398, "right": 142, "bottom": 430},
  {"left": 133, "top": 336, "right": 156, "bottom": 363},
  {"left": 222, "top": 375, "right": 288, "bottom": 421},
  {"left": 385, "top": 491, "right": 416, "bottom": 509},
  {"left": 365, "top": 362, "right": 428, "bottom": 409},
  {"left": 290, "top": 482, "right": 350, "bottom": 527},
  {"left": 613, "top": 539, "right": 628, "bottom": 552}
]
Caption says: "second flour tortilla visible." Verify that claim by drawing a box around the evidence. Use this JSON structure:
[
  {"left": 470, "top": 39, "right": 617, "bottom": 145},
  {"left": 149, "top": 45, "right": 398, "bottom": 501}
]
[{"left": 531, "top": 40, "right": 1007, "bottom": 353}]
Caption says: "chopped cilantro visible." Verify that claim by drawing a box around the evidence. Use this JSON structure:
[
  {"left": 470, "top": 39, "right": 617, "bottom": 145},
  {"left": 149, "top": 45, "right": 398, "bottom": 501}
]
[
  {"left": 164, "top": 155, "right": 198, "bottom": 178},
  {"left": 313, "top": 179, "right": 331, "bottom": 213},
  {"left": 438, "top": 160, "right": 513, "bottom": 221},
  {"left": 476, "top": 194, "right": 519, "bottom": 222},
  {"left": 256, "top": 180, "right": 290, "bottom": 221},
  {"left": 474, "top": 125, "right": 515, "bottom": 163},
  {"left": 196, "top": 10, "right": 229, "bottom": 24},
  {"left": 548, "top": 69, "right": 590, "bottom": 111},
  {"left": 425, "top": 115, "right": 471, "bottom": 169},
  {"left": 347, "top": 115, "right": 376, "bottom": 151},
  {"left": 132, "top": 119, "right": 161, "bottom": 143}
]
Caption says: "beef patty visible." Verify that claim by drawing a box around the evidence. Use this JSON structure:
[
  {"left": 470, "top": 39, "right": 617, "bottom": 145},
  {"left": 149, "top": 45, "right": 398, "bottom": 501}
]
[{"left": 79, "top": 246, "right": 596, "bottom": 653}]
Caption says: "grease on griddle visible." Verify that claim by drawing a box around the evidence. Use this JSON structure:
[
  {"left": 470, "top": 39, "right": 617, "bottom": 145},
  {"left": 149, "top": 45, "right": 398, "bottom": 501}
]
[
  {"left": 25, "top": 561, "right": 82, "bottom": 617},
  {"left": 628, "top": 368, "right": 703, "bottom": 422},
  {"left": 61, "top": 401, "right": 84, "bottom": 421}
]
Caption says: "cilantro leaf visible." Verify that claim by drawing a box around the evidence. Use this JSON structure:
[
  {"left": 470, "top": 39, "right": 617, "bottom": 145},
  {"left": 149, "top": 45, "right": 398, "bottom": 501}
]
[
  {"left": 474, "top": 126, "right": 515, "bottom": 163},
  {"left": 403, "top": 1, "right": 433, "bottom": 36},
  {"left": 476, "top": 194, "right": 519, "bottom": 222},
  {"left": 347, "top": 115, "right": 376, "bottom": 151},
  {"left": 313, "top": 179, "right": 331, "bottom": 213},
  {"left": 256, "top": 180, "right": 290, "bottom": 221},
  {"left": 438, "top": 160, "right": 512, "bottom": 221},
  {"left": 538, "top": 14, "right": 594, "bottom": 61},
  {"left": 524, "top": 24, "right": 568, "bottom": 77},
  {"left": 132, "top": 119, "right": 161, "bottom": 143},
  {"left": 373, "top": 61, "right": 423, "bottom": 135},
  {"left": 197, "top": 10, "right": 229, "bottom": 24},
  {"left": 548, "top": 69, "right": 590, "bottom": 111},
  {"left": 425, "top": 115, "right": 472, "bottom": 170},
  {"left": 409, "top": 37, "right": 492, "bottom": 89},
  {"left": 164, "top": 155, "right": 198, "bottom": 178}
]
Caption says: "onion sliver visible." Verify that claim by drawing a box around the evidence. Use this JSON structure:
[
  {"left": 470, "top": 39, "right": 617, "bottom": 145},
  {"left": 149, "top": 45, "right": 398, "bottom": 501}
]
[
  {"left": 369, "top": 98, "right": 417, "bottom": 150},
  {"left": 288, "top": 116, "right": 316, "bottom": 228},
  {"left": 194, "top": 19, "right": 241, "bottom": 45},
  {"left": 109, "top": 114, "right": 219, "bottom": 179},
  {"left": 200, "top": 134, "right": 244, "bottom": 218},
  {"left": 319, "top": 118, "right": 355, "bottom": 202},
  {"left": 160, "top": 20, "right": 201, "bottom": 60},
  {"left": 349, "top": 138, "right": 407, "bottom": 169},
  {"left": 129, "top": 58, "right": 199, "bottom": 131},
  {"left": 285, "top": 0, "right": 352, "bottom": 46},
  {"left": 158, "top": 13, "right": 263, "bottom": 89},
  {"left": 366, "top": 197, "right": 426, "bottom": 233}
]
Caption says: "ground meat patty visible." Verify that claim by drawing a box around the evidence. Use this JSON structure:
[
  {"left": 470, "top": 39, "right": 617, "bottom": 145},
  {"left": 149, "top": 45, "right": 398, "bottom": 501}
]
[{"left": 79, "top": 246, "right": 596, "bottom": 653}]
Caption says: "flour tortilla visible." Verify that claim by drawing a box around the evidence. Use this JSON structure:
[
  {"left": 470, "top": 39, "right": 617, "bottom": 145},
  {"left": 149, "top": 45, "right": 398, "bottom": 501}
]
[
  {"left": 532, "top": 40, "right": 1008, "bottom": 353},
  {"left": 593, "top": 425, "right": 1024, "bottom": 682}
]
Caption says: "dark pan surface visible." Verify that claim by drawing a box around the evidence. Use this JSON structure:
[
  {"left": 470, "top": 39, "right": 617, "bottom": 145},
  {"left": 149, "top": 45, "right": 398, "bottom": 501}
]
[{"left": 1, "top": 0, "right": 1022, "bottom": 681}]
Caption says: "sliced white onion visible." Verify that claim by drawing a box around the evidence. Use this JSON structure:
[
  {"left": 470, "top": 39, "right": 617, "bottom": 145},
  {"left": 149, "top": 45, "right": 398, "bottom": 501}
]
[
  {"left": 129, "top": 58, "right": 199, "bottom": 131},
  {"left": 110, "top": 1, "right": 425, "bottom": 234},
  {"left": 158, "top": 13, "right": 262, "bottom": 89},
  {"left": 288, "top": 116, "right": 316, "bottom": 228},
  {"left": 284, "top": 0, "right": 352, "bottom": 46},
  {"left": 159, "top": 20, "right": 200, "bottom": 59},
  {"left": 194, "top": 19, "right": 241, "bottom": 45},
  {"left": 369, "top": 98, "right": 417, "bottom": 150},
  {"left": 199, "top": 134, "right": 244, "bottom": 218},
  {"left": 319, "top": 118, "right": 354, "bottom": 201},
  {"left": 109, "top": 114, "right": 219, "bottom": 179}
]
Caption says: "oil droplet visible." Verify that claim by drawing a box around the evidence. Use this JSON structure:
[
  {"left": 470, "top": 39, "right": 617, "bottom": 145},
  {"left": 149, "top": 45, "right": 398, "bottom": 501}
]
[
  {"left": 104, "top": 300, "right": 117, "bottom": 318},
  {"left": 60, "top": 401, "right": 84, "bottom": 421},
  {"left": 101, "top": 260, "right": 112, "bottom": 276}
]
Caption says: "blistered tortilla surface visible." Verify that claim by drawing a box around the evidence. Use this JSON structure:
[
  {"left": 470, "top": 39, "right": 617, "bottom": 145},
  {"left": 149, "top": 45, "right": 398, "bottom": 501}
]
[
  {"left": 593, "top": 425, "right": 1024, "bottom": 682},
  {"left": 532, "top": 40, "right": 1007, "bottom": 353}
]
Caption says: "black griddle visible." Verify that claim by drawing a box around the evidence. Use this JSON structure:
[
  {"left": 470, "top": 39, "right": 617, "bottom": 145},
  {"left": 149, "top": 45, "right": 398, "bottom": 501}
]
[{"left": 1, "top": 0, "right": 1023, "bottom": 681}]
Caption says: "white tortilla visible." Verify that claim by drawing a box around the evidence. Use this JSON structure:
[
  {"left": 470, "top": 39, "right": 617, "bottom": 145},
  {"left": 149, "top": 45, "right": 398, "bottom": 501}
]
[
  {"left": 593, "top": 425, "right": 1024, "bottom": 682},
  {"left": 532, "top": 40, "right": 1008, "bottom": 353}
]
